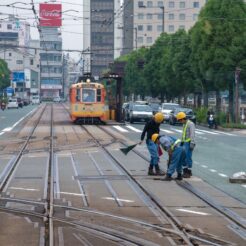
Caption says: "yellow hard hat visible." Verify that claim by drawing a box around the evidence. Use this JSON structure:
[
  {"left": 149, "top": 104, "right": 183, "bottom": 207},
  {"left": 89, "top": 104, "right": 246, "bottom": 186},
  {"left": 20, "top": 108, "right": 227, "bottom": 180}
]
[
  {"left": 176, "top": 112, "right": 186, "bottom": 121},
  {"left": 151, "top": 133, "right": 159, "bottom": 143},
  {"left": 154, "top": 112, "right": 164, "bottom": 123}
]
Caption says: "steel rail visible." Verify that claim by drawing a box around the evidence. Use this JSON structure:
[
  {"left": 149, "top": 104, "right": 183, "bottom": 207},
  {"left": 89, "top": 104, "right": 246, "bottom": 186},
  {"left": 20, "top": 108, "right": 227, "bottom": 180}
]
[
  {"left": 0, "top": 105, "right": 47, "bottom": 192},
  {"left": 82, "top": 125, "right": 192, "bottom": 245},
  {"left": 97, "top": 125, "right": 238, "bottom": 246}
]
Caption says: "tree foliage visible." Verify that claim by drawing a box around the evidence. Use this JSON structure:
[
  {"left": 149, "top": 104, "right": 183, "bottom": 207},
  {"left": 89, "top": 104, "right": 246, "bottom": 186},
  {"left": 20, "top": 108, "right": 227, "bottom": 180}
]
[{"left": 0, "top": 59, "right": 10, "bottom": 90}]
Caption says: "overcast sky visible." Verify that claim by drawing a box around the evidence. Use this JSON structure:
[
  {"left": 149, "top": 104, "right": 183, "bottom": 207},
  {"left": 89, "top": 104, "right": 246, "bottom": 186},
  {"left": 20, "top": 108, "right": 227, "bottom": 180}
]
[{"left": 0, "top": 0, "right": 85, "bottom": 61}]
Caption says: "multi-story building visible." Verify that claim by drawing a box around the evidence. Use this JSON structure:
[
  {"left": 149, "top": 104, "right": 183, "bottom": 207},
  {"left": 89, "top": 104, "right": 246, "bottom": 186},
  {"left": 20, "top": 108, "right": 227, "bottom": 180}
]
[
  {"left": 39, "top": 27, "right": 63, "bottom": 98},
  {"left": 83, "top": 0, "right": 122, "bottom": 77},
  {"left": 0, "top": 15, "right": 40, "bottom": 98},
  {"left": 123, "top": 0, "right": 207, "bottom": 54}
]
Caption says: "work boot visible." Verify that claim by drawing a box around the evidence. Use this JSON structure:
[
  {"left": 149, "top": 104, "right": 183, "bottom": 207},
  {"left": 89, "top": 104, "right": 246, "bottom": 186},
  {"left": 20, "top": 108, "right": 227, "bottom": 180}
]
[
  {"left": 175, "top": 173, "right": 183, "bottom": 180},
  {"left": 155, "top": 164, "right": 165, "bottom": 176},
  {"left": 183, "top": 168, "right": 191, "bottom": 178},
  {"left": 148, "top": 165, "right": 155, "bottom": 175},
  {"left": 161, "top": 174, "right": 172, "bottom": 181}
]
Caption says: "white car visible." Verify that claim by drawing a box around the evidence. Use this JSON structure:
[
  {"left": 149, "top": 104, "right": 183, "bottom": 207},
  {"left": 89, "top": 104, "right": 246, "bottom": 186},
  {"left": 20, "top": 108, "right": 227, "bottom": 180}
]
[
  {"left": 129, "top": 104, "right": 153, "bottom": 123},
  {"left": 31, "top": 95, "right": 40, "bottom": 104},
  {"left": 7, "top": 98, "right": 19, "bottom": 109},
  {"left": 161, "top": 103, "right": 180, "bottom": 121},
  {"left": 53, "top": 97, "right": 61, "bottom": 103}
]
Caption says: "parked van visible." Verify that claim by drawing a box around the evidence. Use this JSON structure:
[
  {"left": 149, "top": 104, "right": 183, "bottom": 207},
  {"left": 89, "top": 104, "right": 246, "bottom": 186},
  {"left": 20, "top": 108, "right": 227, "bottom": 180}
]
[{"left": 32, "top": 95, "right": 40, "bottom": 104}]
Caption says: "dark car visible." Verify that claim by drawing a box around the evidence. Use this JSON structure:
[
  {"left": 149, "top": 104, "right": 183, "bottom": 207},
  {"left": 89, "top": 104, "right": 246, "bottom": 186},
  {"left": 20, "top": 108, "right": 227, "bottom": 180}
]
[
  {"left": 23, "top": 98, "right": 30, "bottom": 106},
  {"left": 169, "top": 107, "right": 196, "bottom": 125},
  {"left": 149, "top": 103, "right": 161, "bottom": 115},
  {"left": 16, "top": 97, "right": 23, "bottom": 108}
]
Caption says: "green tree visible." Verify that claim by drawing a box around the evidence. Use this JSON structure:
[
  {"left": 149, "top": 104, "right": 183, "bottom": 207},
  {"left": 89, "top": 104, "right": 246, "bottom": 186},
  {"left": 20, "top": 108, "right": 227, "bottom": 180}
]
[
  {"left": 190, "top": 0, "right": 246, "bottom": 119},
  {"left": 0, "top": 59, "right": 10, "bottom": 90}
]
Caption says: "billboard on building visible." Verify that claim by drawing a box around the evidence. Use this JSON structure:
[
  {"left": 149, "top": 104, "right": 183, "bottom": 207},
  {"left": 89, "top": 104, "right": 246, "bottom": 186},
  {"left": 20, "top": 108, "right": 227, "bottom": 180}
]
[{"left": 39, "top": 3, "right": 62, "bottom": 27}]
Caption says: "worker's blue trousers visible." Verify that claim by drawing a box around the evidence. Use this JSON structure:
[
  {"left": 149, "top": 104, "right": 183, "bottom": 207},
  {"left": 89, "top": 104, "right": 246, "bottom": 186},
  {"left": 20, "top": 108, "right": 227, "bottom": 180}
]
[
  {"left": 183, "top": 142, "right": 193, "bottom": 169},
  {"left": 167, "top": 146, "right": 186, "bottom": 176},
  {"left": 146, "top": 140, "right": 159, "bottom": 167}
]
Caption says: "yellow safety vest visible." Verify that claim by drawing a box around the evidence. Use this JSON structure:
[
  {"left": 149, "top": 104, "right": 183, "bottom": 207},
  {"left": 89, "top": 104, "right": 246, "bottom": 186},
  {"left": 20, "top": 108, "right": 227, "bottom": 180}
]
[
  {"left": 171, "top": 139, "right": 181, "bottom": 151},
  {"left": 182, "top": 120, "right": 191, "bottom": 143}
]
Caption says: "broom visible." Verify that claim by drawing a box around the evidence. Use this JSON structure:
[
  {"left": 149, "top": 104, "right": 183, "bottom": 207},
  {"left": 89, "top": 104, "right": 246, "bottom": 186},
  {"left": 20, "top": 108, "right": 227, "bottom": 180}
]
[{"left": 120, "top": 143, "right": 139, "bottom": 155}]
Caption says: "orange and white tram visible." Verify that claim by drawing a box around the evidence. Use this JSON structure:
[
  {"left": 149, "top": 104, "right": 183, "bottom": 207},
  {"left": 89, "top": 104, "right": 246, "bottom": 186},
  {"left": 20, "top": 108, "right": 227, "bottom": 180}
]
[{"left": 69, "top": 78, "right": 108, "bottom": 124}]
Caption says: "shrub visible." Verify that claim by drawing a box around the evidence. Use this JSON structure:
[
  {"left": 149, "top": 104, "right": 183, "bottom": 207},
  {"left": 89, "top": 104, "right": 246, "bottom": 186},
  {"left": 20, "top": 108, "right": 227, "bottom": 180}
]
[
  {"left": 195, "top": 107, "right": 208, "bottom": 124},
  {"left": 221, "top": 123, "right": 246, "bottom": 129}
]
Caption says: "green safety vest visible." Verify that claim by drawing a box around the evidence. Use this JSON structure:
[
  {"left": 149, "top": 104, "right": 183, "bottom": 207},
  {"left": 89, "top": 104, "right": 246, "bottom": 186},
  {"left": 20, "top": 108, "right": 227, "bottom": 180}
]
[
  {"left": 171, "top": 139, "right": 181, "bottom": 151},
  {"left": 182, "top": 120, "right": 191, "bottom": 143}
]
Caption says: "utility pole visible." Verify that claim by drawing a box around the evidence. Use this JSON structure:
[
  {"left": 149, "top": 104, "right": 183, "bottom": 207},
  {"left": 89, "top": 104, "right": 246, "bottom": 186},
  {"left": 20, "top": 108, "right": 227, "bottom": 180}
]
[
  {"left": 160, "top": 6, "right": 165, "bottom": 33},
  {"left": 235, "top": 67, "right": 241, "bottom": 123},
  {"left": 134, "top": 27, "right": 137, "bottom": 50}
]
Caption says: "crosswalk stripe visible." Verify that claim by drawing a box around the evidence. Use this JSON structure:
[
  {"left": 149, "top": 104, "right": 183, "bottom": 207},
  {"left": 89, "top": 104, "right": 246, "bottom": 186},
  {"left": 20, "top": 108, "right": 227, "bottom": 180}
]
[
  {"left": 113, "top": 126, "right": 129, "bottom": 133},
  {"left": 126, "top": 125, "right": 142, "bottom": 133},
  {"left": 196, "top": 129, "right": 219, "bottom": 135},
  {"left": 218, "top": 173, "right": 228, "bottom": 178},
  {"left": 212, "top": 130, "right": 236, "bottom": 136},
  {"left": 194, "top": 131, "right": 205, "bottom": 135},
  {"left": 160, "top": 129, "right": 174, "bottom": 134},
  {"left": 171, "top": 128, "right": 183, "bottom": 133},
  {"left": 242, "top": 185, "right": 246, "bottom": 188}
]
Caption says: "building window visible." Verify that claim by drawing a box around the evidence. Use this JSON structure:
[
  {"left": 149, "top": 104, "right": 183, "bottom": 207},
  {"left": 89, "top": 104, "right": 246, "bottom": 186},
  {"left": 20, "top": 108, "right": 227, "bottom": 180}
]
[
  {"left": 157, "top": 25, "right": 162, "bottom": 32},
  {"left": 7, "top": 24, "right": 12, "bottom": 30},
  {"left": 168, "top": 1, "right": 175, "bottom": 8},
  {"left": 168, "top": 25, "right": 175, "bottom": 32},
  {"left": 16, "top": 60, "right": 23, "bottom": 64},
  {"left": 147, "top": 25, "right": 152, "bottom": 31},
  {"left": 9, "top": 53, "right": 12, "bottom": 57},
  {"left": 193, "top": 14, "right": 198, "bottom": 21},
  {"left": 157, "top": 1, "right": 164, "bottom": 7},
  {"left": 147, "top": 1, "right": 153, "bottom": 7},
  {"left": 169, "top": 13, "right": 174, "bottom": 20},
  {"left": 193, "top": 2, "right": 199, "bottom": 8},
  {"left": 157, "top": 14, "right": 163, "bottom": 20},
  {"left": 137, "top": 37, "right": 143, "bottom": 43},
  {"left": 146, "top": 37, "right": 152, "bottom": 43},
  {"left": 138, "top": 1, "right": 144, "bottom": 7},
  {"left": 180, "top": 2, "right": 185, "bottom": 8},
  {"left": 138, "top": 13, "right": 144, "bottom": 19},
  {"left": 179, "top": 14, "right": 186, "bottom": 20},
  {"left": 138, "top": 25, "right": 144, "bottom": 31},
  {"left": 30, "top": 59, "right": 34, "bottom": 65},
  {"left": 147, "top": 13, "right": 153, "bottom": 19},
  {"left": 179, "top": 25, "right": 185, "bottom": 30}
]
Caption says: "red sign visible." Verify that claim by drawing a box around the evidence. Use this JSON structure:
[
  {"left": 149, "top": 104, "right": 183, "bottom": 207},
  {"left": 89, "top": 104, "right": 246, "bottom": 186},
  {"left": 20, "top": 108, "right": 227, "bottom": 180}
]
[{"left": 39, "top": 3, "right": 62, "bottom": 27}]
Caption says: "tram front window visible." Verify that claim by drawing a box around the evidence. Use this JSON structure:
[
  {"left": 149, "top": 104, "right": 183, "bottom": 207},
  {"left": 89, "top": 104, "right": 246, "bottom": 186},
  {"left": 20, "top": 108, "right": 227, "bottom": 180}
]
[{"left": 82, "top": 89, "right": 96, "bottom": 102}]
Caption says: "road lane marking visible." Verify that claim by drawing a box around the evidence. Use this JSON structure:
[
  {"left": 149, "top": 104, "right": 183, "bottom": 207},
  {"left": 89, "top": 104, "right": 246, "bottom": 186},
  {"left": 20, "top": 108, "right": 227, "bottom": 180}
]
[
  {"left": 0, "top": 132, "right": 4, "bottom": 135},
  {"left": 113, "top": 126, "right": 129, "bottom": 132},
  {"left": 218, "top": 173, "right": 228, "bottom": 178},
  {"left": 102, "top": 197, "right": 135, "bottom": 203},
  {"left": 242, "top": 185, "right": 246, "bottom": 188},
  {"left": 160, "top": 129, "right": 174, "bottom": 134},
  {"left": 2, "top": 127, "right": 13, "bottom": 132},
  {"left": 126, "top": 125, "right": 142, "bottom": 132},
  {"left": 201, "top": 165, "right": 208, "bottom": 168},
  {"left": 171, "top": 128, "right": 182, "bottom": 133},
  {"left": 213, "top": 130, "right": 236, "bottom": 136},
  {"left": 176, "top": 208, "right": 210, "bottom": 216},
  {"left": 194, "top": 130, "right": 205, "bottom": 135},
  {"left": 9, "top": 187, "right": 39, "bottom": 191},
  {"left": 209, "top": 169, "right": 217, "bottom": 173},
  {"left": 196, "top": 129, "right": 219, "bottom": 135}
]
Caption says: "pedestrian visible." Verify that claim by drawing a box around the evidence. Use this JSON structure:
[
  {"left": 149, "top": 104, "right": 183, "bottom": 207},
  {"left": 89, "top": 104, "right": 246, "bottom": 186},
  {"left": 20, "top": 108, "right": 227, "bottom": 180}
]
[
  {"left": 151, "top": 134, "right": 185, "bottom": 181},
  {"left": 176, "top": 112, "right": 196, "bottom": 178},
  {"left": 140, "top": 112, "right": 164, "bottom": 175}
]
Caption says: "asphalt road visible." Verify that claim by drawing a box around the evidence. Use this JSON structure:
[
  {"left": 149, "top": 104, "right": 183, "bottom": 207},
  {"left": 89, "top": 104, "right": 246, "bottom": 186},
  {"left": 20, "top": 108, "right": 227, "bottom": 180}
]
[
  {"left": 1, "top": 107, "right": 245, "bottom": 204},
  {"left": 110, "top": 122, "right": 246, "bottom": 204}
]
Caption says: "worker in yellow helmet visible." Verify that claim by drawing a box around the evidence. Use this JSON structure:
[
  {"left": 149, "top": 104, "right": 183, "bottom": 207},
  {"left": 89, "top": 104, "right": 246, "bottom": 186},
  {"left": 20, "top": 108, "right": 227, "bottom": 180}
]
[
  {"left": 151, "top": 133, "right": 185, "bottom": 180},
  {"left": 140, "top": 112, "right": 164, "bottom": 175},
  {"left": 176, "top": 112, "right": 196, "bottom": 178}
]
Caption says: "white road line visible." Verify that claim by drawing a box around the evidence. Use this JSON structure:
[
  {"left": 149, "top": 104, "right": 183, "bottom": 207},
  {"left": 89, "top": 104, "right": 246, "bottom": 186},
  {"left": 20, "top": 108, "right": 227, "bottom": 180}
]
[
  {"left": 160, "top": 129, "right": 174, "bottom": 134},
  {"left": 195, "top": 130, "right": 205, "bottom": 135},
  {"left": 126, "top": 125, "right": 142, "bottom": 133},
  {"left": 171, "top": 128, "right": 183, "bottom": 133},
  {"left": 201, "top": 165, "right": 208, "bottom": 168},
  {"left": 209, "top": 169, "right": 217, "bottom": 173},
  {"left": 176, "top": 208, "right": 210, "bottom": 216},
  {"left": 0, "top": 132, "right": 4, "bottom": 136},
  {"left": 213, "top": 130, "right": 236, "bottom": 136},
  {"left": 242, "top": 185, "right": 246, "bottom": 188},
  {"left": 43, "top": 157, "right": 49, "bottom": 200},
  {"left": 2, "top": 127, "right": 13, "bottom": 132},
  {"left": 113, "top": 125, "right": 129, "bottom": 132},
  {"left": 218, "top": 173, "right": 228, "bottom": 178},
  {"left": 196, "top": 129, "right": 219, "bottom": 135}
]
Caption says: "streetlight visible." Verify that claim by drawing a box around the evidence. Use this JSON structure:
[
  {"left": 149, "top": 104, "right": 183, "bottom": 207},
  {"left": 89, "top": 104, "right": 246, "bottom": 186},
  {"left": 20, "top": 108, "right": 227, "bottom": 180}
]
[{"left": 235, "top": 67, "right": 241, "bottom": 123}]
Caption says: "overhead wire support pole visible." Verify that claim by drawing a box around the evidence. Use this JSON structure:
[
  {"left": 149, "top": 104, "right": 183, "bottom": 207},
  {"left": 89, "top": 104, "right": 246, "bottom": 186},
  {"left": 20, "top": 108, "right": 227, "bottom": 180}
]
[
  {"left": 160, "top": 6, "right": 165, "bottom": 33},
  {"left": 134, "top": 27, "right": 137, "bottom": 50}
]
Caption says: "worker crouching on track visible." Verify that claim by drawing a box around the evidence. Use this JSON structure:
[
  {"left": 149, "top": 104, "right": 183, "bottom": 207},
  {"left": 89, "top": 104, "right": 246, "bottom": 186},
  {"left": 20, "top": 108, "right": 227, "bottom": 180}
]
[
  {"left": 176, "top": 112, "right": 196, "bottom": 178},
  {"left": 152, "top": 134, "right": 185, "bottom": 181},
  {"left": 140, "top": 112, "right": 164, "bottom": 175}
]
